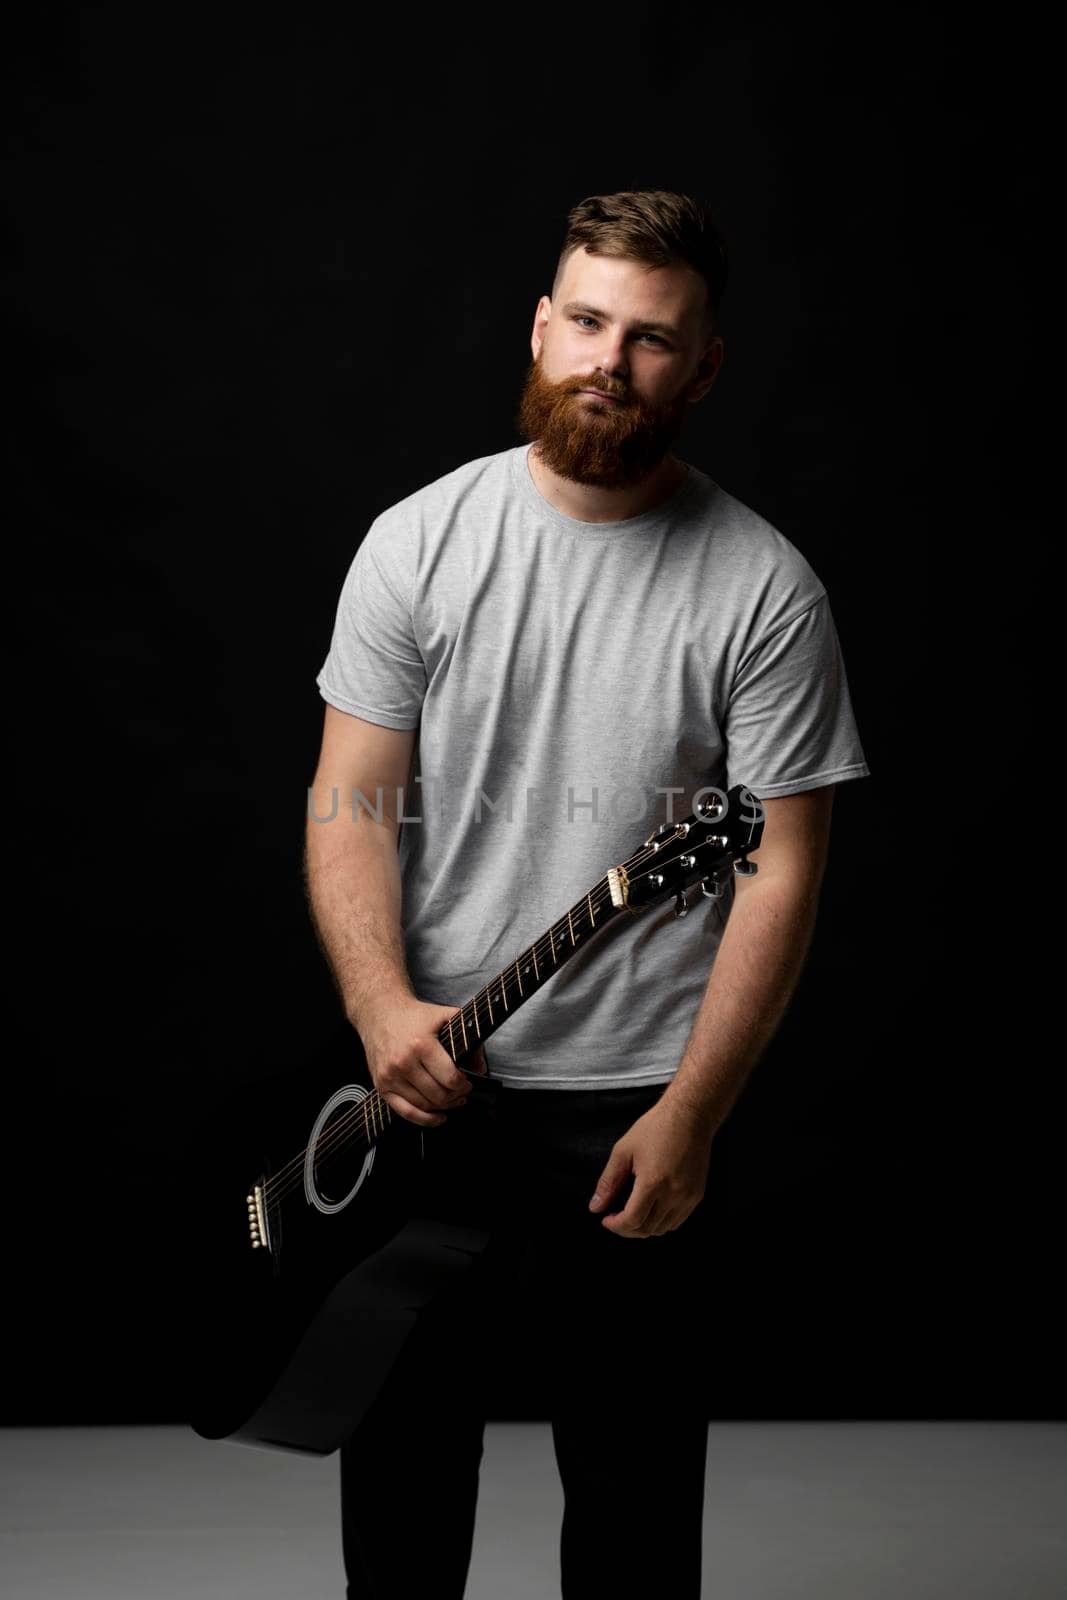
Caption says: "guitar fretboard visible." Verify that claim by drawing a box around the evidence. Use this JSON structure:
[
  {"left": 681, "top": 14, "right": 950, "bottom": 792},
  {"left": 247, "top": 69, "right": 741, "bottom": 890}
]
[{"left": 435, "top": 870, "right": 629, "bottom": 1066}]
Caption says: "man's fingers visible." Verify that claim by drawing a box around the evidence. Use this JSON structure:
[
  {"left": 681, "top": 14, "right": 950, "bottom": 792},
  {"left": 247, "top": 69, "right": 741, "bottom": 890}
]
[
  {"left": 432, "top": 1030, "right": 478, "bottom": 1089},
  {"left": 386, "top": 1093, "right": 448, "bottom": 1128},
  {"left": 376, "top": 1054, "right": 468, "bottom": 1115},
  {"left": 401, "top": 1064, "right": 470, "bottom": 1110},
  {"left": 604, "top": 1189, "right": 660, "bottom": 1237},
  {"left": 590, "top": 1153, "right": 632, "bottom": 1213}
]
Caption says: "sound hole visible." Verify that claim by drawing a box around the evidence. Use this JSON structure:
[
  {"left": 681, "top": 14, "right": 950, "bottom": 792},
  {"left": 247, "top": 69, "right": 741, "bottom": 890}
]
[
  {"left": 313, "top": 1100, "right": 367, "bottom": 1203},
  {"left": 303, "top": 1084, "right": 377, "bottom": 1216}
]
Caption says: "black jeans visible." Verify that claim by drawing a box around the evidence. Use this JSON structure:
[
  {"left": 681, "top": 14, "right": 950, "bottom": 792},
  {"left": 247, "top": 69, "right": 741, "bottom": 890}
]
[{"left": 339, "top": 1080, "right": 716, "bottom": 1599}]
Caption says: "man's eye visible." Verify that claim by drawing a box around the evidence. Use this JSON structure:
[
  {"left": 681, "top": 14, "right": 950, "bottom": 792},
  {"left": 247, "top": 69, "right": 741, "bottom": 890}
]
[{"left": 572, "top": 315, "right": 667, "bottom": 347}]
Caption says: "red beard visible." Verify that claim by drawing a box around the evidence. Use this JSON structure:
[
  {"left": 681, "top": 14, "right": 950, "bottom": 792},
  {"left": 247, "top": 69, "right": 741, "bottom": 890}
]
[{"left": 514, "top": 354, "right": 691, "bottom": 489}]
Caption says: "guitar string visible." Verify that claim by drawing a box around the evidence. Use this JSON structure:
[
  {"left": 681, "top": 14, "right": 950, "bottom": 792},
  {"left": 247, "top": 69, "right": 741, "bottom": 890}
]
[
  {"left": 258, "top": 829, "right": 728, "bottom": 1210},
  {"left": 257, "top": 870, "right": 631, "bottom": 1207}
]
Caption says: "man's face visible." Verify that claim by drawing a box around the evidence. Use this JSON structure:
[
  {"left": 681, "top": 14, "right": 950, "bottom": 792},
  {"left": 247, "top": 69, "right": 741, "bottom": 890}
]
[{"left": 515, "top": 247, "right": 723, "bottom": 489}]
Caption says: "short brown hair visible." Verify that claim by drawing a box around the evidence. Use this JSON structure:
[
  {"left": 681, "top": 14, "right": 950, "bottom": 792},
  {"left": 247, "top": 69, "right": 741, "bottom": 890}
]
[{"left": 550, "top": 189, "right": 729, "bottom": 340}]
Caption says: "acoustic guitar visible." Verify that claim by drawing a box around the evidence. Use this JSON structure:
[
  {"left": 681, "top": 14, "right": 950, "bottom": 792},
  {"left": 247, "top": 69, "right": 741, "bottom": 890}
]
[{"left": 188, "top": 783, "right": 764, "bottom": 1455}]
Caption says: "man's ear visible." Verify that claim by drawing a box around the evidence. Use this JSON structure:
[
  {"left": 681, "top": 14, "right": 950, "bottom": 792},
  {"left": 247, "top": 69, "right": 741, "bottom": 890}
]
[{"left": 531, "top": 294, "right": 551, "bottom": 358}]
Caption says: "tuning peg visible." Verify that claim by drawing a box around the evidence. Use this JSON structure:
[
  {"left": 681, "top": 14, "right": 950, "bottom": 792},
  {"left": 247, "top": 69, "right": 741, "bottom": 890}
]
[
  {"left": 734, "top": 857, "right": 758, "bottom": 877},
  {"left": 701, "top": 875, "right": 726, "bottom": 899},
  {"left": 675, "top": 881, "right": 711, "bottom": 917}
]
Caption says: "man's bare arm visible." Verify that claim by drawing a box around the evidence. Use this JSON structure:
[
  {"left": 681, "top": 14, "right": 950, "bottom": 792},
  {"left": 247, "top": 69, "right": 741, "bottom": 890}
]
[
  {"left": 304, "top": 705, "right": 479, "bottom": 1126},
  {"left": 304, "top": 705, "right": 417, "bottom": 1028},
  {"left": 658, "top": 787, "right": 836, "bottom": 1133}
]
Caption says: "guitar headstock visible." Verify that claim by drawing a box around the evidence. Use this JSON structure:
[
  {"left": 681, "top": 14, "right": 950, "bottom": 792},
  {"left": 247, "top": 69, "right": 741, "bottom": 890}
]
[{"left": 609, "top": 784, "right": 766, "bottom": 918}]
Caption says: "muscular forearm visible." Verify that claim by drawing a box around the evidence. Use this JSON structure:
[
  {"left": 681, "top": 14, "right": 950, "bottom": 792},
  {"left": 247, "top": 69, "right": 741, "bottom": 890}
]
[
  {"left": 303, "top": 807, "right": 414, "bottom": 1032},
  {"left": 659, "top": 876, "right": 822, "bottom": 1134}
]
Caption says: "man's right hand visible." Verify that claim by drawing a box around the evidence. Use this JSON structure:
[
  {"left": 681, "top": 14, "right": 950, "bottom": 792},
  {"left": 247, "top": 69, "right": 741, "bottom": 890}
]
[{"left": 355, "top": 995, "right": 488, "bottom": 1128}]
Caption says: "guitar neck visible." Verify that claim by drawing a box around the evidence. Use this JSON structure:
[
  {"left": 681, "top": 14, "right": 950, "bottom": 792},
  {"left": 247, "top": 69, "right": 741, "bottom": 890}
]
[{"left": 436, "top": 868, "right": 631, "bottom": 1070}]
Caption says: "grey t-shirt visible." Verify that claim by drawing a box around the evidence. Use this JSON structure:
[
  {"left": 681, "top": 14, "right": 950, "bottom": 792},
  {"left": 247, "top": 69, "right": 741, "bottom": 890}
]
[{"left": 315, "top": 443, "right": 870, "bottom": 1089}]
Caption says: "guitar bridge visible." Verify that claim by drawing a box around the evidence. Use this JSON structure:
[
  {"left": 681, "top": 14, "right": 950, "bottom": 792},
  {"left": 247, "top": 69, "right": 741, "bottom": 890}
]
[{"left": 246, "top": 1183, "right": 271, "bottom": 1252}]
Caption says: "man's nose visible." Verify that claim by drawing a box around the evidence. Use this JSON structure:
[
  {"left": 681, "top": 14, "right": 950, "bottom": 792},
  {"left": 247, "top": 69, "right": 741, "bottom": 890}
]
[{"left": 590, "top": 330, "right": 630, "bottom": 381}]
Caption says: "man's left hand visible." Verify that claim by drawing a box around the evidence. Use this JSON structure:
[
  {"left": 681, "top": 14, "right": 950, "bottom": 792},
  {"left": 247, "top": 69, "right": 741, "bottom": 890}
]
[{"left": 588, "top": 1097, "right": 715, "bottom": 1238}]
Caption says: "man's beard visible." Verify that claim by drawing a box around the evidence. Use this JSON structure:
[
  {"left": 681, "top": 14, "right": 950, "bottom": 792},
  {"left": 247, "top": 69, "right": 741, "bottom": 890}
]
[{"left": 514, "top": 352, "right": 691, "bottom": 489}]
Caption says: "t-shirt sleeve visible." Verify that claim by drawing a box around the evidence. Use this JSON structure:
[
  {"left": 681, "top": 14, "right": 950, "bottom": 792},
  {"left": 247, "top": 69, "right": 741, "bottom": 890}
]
[
  {"left": 315, "top": 518, "right": 427, "bottom": 729},
  {"left": 725, "top": 593, "right": 870, "bottom": 797}
]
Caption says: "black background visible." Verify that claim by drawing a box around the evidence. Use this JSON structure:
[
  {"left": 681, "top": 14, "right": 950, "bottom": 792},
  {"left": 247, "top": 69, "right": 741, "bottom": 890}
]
[{"left": 3, "top": 8, "right": 1053, "bottom": 1424}]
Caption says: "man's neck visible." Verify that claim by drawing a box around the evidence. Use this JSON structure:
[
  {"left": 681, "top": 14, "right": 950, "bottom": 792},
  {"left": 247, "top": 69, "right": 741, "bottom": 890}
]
[{"left": 526, "top": 447, "right": 688, "bottom": 524}]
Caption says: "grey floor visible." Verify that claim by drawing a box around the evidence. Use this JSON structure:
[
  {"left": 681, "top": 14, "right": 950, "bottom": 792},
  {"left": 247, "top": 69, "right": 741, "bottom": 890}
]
[{"left": 1, "top": 1423, "right": 1065, "bottom": 1598}]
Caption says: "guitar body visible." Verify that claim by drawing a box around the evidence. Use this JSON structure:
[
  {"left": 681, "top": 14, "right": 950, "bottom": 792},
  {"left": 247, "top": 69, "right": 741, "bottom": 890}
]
[{"left": 188, "top": 1022, "right": 491, "bottom": 1455}]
